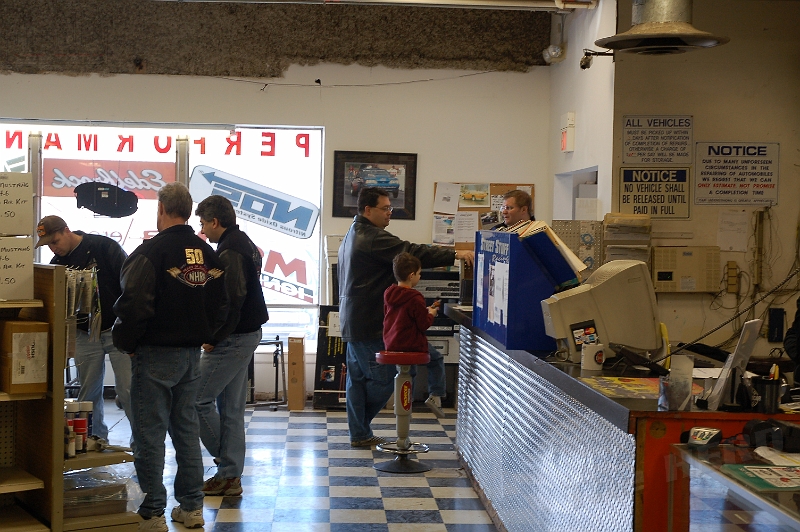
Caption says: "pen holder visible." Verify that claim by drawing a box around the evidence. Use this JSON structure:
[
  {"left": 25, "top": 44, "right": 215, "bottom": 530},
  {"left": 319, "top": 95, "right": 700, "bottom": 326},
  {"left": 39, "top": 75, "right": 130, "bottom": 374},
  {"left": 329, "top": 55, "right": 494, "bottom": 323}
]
[{"left": 752, "top": 376, "right": 781, "bottom": 414}]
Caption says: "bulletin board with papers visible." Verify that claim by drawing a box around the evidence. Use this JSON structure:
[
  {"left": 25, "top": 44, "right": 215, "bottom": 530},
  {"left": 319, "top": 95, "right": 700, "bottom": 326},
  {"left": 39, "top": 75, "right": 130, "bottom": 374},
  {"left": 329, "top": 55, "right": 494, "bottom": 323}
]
[{"left": 433, "top": 182, "right": 534, "bottom": 250}]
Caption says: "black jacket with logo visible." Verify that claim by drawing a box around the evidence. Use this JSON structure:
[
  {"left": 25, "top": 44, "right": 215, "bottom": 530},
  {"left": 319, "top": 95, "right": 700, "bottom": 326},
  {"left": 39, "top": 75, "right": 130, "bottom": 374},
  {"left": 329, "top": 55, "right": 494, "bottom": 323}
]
[
  {"left": 211, "top": 225, "right": 269, "bottom": 344},
  {"left": 50, "top": 231, "right": 127, "bottom": 332},
  {"left": 337, "top": 215, "right": 456, "bottom": 343},
  {"left": 112, "top": 224, "right": 228, "bottom": 354}
]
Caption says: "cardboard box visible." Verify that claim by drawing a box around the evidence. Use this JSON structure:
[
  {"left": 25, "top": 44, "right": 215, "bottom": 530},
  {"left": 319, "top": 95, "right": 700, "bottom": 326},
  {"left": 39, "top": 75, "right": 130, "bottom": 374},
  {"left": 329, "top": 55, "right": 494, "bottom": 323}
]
[
  {"left": 287, "top": 336, "right": 305, "bottom": 411},
  {"left": 0, "top": 320, "right": 49, "bottom": 394},
  {"left": 0, "top": 172, "right": 34, "bottom": 236},
  {"left": 0, "top": 236, "right": 34, "bottom": 301}
]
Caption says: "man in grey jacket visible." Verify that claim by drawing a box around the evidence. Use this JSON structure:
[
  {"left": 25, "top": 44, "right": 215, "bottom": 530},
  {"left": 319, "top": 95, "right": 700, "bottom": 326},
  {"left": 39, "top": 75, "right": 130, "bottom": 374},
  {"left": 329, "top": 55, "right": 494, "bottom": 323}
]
[{"left": 338, "top": 187, "right": 474, "bottom": 447}]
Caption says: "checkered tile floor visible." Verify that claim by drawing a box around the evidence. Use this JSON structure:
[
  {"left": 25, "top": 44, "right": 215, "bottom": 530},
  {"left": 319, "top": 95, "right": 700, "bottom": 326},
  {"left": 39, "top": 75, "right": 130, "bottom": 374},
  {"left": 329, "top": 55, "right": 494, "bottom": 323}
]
[
  {"left": 103, "top": 401, "right": 797, "bottom": 531},
  {"left": 105, "top": 400, "right": 496, "bottom": 531}
]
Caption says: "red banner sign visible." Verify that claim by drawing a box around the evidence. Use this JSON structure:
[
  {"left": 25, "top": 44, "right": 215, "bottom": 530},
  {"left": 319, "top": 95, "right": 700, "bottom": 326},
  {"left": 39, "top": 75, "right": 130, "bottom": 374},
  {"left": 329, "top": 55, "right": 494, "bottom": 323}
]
[{"left": 43, "top": 159, "right": 176, "bottom": 199}]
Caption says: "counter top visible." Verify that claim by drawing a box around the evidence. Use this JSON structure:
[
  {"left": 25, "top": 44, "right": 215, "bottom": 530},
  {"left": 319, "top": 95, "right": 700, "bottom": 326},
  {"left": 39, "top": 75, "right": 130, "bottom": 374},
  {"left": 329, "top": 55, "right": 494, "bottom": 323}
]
[{"left": 446, "top": 303, "right": 679, "bottom": 431}]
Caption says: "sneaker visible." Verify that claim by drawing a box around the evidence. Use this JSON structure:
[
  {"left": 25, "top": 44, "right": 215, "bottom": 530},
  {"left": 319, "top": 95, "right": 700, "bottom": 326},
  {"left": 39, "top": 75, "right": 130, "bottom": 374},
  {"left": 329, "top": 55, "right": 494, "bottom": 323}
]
[
  {"left": 350, "top": 435, "right": 391, "bottom": 447},
  {"left": 202, "top": 476, "right": 243, "bottom": 496},
  {"left": 425, "top": 395, "right": 445, "bottom": 418},
  {"left": 138, "top": 514, "right": 168, "bottom": 532},
  {"left": 170, "top": 506, "right": 205, "bottom": 529}
]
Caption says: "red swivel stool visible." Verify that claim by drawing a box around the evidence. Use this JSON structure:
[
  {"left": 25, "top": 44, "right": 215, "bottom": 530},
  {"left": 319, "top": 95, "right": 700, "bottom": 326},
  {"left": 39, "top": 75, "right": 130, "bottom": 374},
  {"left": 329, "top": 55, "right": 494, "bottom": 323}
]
[{"left": 374, "top": 350, "right": 432, "bottom": 473}]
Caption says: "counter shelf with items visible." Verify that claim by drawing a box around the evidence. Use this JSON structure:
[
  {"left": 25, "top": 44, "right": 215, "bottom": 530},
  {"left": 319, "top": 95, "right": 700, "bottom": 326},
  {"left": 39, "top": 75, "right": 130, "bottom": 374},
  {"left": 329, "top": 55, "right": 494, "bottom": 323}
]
[
  {"left": 0, "top": 299, "right": 48, "bottom": 532},
  {"left": 2, "top": 265, "right": 138, "bottom": 532}
]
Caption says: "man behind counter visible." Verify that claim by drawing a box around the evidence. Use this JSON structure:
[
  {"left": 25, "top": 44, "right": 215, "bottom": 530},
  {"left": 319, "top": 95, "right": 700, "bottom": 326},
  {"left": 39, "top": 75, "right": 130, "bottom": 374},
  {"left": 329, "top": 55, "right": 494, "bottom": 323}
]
[{"left": 492, "top": 189, "right": 535, "bottom": 229}]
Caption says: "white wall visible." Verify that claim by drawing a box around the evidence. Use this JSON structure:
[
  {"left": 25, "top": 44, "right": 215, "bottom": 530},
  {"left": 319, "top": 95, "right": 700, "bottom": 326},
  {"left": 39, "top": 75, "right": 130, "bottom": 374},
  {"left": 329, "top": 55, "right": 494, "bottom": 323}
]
[
  {"left": 0, "top": 64, "right": 551, "bottom": 394},
  {"left": 548, "top": 0, "right": 617, "bottom": 221},
  {"left": 612, "top": 0, "right": 800, "bottom": 347}
]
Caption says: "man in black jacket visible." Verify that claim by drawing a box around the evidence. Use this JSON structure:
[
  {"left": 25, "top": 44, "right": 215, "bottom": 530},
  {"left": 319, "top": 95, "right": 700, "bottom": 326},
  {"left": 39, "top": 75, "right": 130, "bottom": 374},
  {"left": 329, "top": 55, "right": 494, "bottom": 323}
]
[
  {"left": 338, "top": 187, "right": 474, "bottom": 447},
  {"left": 113, "top": 182, "right": 228, "bottom": 531},
  {"left": 784, "top": 298, "right": 800, "bottom": 383},
  {"left": 35, "top": 215, "right": 132, "bottom": 444},
  {"left": 194, "top": 195, "right": 269, "bottom": 498}
]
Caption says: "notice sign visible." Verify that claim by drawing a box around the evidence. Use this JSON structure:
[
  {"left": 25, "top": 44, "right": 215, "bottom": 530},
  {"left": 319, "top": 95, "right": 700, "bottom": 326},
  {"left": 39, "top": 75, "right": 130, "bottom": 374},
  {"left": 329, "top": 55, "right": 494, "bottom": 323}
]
[
  {"left": 622, "top": 115, "right": 693, "bottom": 165},
  {"left": 695, "top": 143, "right": 779, "bottom": 205},
  {"left": 619, "top": 168, "right": 690, "bottom": 219}
]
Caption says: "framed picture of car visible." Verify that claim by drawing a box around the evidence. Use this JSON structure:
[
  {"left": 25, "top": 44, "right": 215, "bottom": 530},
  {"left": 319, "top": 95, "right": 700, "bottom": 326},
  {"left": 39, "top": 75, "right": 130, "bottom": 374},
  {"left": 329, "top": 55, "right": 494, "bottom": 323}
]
[{"left": 332, "top": 150, "right": 417, "bottom": 219}]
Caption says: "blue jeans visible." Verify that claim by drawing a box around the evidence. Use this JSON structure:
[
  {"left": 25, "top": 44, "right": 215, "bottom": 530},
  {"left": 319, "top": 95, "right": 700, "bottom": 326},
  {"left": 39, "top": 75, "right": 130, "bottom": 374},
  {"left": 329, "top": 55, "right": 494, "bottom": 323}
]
[
  {"left": 196, "top": 330, "right": 260, "bottom": 479},
  {"left": 426, "top": 344, "right": 446, "bottom": 397},
  {"left": 130, "top": 345, "right": 204, "bottom": 518},
  {"left": 345, "top": 339, "right": 396, "bottom": 442},
  {"left": 74, "top": 329, "right": 133, "bottom": 441}
]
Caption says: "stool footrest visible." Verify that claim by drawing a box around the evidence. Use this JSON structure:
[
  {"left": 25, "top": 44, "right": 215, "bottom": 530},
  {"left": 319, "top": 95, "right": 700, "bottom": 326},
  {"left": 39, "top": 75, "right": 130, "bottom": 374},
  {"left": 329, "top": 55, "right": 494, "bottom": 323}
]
[{"left": 376, "top": 442, "right": 430, "bottom": 456}]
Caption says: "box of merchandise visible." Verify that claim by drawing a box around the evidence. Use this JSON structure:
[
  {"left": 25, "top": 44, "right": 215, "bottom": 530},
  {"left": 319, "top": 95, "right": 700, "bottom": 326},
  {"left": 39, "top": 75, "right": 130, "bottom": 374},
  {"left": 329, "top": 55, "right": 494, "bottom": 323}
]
[
  {"left": 288, "top": 336, "right": 306, "bottom": 411},
  {"left": 0, "top": 236, "right": 34, "bottom": 301},
  {"left": 63, "top": 468, "right": 129, "bottom": 518},
  {"left": 0, "top": 172, "right": 33, "bottom": 236},
  {"left": 0, "top": 319, "right": 49, "bottom": 394}
]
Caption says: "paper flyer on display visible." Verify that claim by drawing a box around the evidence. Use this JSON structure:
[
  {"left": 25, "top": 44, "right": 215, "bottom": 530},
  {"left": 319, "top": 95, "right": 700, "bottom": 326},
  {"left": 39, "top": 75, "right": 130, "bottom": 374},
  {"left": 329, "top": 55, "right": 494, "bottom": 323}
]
[
  {"left": 433, "top": 182, "right": 460, "bottom": 214},
  {"left": 455, "top": 211, "right": 479, "bottom": 243},
  {"left": 432, "top": 214, "right": 455, "bottom": 246}
]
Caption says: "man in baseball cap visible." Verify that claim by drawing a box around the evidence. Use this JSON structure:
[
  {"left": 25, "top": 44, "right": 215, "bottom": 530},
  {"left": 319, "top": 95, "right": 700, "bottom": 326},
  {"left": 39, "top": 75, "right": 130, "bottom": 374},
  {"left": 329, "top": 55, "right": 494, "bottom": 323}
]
[
  {"left": 34, "top": 215, "right": 68, "bottom": 248},
  {"left": 35, "top": 214, "right": 133, "bottom": 448}
]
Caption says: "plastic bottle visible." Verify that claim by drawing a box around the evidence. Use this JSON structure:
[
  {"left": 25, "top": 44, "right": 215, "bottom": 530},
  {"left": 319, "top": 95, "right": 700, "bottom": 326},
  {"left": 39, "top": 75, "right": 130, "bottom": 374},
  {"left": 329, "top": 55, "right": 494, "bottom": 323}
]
[{"left": 78, "top": 401, "right": 93, "bottom": 437}]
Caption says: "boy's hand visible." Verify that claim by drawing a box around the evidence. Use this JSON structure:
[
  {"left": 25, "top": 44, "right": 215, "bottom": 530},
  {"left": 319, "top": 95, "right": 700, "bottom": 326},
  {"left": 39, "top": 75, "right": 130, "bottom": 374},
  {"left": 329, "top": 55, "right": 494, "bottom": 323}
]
[{"left": 428, "top": 301, "right": 440, "bottom": 317}]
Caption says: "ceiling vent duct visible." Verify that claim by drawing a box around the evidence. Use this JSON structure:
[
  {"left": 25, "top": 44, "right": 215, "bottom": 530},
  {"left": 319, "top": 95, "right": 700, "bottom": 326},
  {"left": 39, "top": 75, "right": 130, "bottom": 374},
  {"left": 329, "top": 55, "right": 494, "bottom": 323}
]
[{"left": 595, "top": 0, "right": 728, "bottom": 55}]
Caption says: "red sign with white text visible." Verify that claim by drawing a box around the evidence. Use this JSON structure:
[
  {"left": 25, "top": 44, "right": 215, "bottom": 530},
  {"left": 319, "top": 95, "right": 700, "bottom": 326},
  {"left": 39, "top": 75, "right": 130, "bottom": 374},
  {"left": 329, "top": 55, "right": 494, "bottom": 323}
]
[{"left": 43, "top": 159, "right": 175, "bottom": 199}]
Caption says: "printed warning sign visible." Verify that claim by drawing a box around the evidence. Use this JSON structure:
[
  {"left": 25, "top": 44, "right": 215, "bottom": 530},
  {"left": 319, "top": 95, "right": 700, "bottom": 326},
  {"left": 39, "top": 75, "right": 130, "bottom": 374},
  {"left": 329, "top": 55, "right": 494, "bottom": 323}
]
[
  {"left": 619, "top": 168, "right": 690, "bottom": 219},
  {"left": 695, "top": 143, "right": 779, "bottom": 205}
]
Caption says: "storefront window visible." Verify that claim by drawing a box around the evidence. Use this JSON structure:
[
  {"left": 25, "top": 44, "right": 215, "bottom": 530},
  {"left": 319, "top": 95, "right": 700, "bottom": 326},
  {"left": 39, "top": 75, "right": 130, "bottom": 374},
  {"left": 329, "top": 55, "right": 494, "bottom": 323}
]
[{"left": 0, "top": 121, "right": 322, "bottom": 348}]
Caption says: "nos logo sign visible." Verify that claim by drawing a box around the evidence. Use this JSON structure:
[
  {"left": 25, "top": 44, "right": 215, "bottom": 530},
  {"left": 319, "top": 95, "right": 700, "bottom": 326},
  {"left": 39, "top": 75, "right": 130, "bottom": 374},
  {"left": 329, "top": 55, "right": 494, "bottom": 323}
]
[{"left": 189, "top": 165, "right": 319, "bottom": 239}]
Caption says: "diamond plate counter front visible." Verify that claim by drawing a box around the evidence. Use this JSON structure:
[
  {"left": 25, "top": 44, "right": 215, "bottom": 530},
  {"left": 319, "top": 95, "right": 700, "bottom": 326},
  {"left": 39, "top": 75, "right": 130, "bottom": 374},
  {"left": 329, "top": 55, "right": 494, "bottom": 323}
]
[{"left": 457, "top": 326, "right": 636, "bottom": 531}]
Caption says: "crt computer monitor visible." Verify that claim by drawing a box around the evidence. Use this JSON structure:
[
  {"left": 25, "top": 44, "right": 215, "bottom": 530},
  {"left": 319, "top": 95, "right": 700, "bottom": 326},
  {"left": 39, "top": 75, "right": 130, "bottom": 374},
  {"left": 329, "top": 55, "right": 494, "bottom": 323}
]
[{"left": 540, "top": 260, "right": 662, "bottom": 362}]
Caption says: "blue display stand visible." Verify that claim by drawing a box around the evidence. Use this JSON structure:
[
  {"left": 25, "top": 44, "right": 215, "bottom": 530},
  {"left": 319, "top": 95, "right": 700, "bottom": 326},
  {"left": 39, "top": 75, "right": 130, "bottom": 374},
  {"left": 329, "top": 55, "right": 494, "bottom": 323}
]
[{"left": 472, "top": 230, "right": 578, "bottom": 351}]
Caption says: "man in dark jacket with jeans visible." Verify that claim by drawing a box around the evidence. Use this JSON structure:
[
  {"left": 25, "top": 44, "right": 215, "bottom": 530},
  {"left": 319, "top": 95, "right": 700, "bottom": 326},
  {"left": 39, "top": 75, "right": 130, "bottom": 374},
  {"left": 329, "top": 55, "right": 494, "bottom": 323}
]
[
  {"left": 113, "top": 182, "right": 228, "bottom": 531},
  {"left": 338, "top": 187, "right": 474, "bottom": 447},
  {"left": 194, "top": 195, "right": 269, "bottom": 498},
  {"left": 35, "top": 215, "right": 132, "bottom": 444}
]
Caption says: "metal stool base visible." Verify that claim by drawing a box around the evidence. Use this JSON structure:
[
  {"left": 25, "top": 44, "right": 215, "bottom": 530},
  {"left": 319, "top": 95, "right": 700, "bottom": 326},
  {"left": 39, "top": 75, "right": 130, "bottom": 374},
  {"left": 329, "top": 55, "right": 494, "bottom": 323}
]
[{"left": 374, "top": 454, "right": 432, "bottom": 473}]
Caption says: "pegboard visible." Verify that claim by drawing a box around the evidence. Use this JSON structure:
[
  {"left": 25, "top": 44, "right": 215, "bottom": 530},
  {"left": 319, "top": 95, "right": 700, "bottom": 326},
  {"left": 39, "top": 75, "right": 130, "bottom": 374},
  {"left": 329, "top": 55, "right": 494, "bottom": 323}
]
[
  {"left": 0, "top": 402, "right": 15, "bottom": 468},
  {"left": 552, "top": 220, "right": 604, "bottom": 274}
]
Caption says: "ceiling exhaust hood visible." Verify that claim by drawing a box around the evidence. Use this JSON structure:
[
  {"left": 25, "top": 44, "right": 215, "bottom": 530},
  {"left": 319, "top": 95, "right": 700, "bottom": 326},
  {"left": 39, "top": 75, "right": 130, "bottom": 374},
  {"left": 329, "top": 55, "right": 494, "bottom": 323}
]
[{"left": 595, "top": 0, "right": 728, "bottom": 55}]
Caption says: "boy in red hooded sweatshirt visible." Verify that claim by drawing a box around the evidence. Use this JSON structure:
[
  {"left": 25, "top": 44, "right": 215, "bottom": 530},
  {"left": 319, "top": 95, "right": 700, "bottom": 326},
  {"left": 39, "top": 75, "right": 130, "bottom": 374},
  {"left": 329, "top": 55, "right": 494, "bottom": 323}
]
[{"left": 383, "top": 252, "right": 445, "bottom": 417}]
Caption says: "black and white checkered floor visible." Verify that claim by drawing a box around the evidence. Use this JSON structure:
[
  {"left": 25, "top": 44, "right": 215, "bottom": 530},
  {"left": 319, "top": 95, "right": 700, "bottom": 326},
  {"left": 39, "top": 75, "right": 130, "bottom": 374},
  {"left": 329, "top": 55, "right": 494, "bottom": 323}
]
[
  {"left": 102, "top": 400, "right": 796, "bottom": 531},
  {"left": 106, "top": 401, "right": 496, "bottom": 531}
]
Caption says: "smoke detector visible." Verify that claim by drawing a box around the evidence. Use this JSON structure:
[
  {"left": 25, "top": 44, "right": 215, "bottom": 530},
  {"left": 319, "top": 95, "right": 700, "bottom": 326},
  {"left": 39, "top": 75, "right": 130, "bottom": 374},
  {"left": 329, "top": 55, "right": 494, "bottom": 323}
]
[{"left": 595, "top": 0, "right": 728, "bottom": 55}]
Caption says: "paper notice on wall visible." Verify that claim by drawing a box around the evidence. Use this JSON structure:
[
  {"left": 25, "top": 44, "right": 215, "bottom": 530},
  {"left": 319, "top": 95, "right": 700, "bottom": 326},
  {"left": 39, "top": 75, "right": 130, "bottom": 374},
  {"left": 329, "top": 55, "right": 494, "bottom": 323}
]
[
  {"left": 327, "top": 312, "right": 341, "bottom": 337},
  {"left": 718, "top": 209, "right": 748, "bottom": 252},
  {"left": 432, "top": 214, "right": 455, "bottom": 246},
  {"left": 454, "top": 211, "right": 479, "bottom": 243},
  {"left": 433, "top": 182, "right": 460, "bottom": 214}
]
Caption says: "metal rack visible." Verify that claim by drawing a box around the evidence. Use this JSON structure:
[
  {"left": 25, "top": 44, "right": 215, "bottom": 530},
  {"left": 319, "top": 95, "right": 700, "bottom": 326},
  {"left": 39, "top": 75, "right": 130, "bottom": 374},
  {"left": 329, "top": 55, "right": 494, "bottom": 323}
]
[{"left": 249, "top": 336, "right": 287, "bottom": 411}]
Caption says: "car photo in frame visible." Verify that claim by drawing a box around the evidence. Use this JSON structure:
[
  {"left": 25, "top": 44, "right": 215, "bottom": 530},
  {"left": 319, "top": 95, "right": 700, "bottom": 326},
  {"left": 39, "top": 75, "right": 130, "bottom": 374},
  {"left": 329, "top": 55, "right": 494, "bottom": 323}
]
[{"left": 332, "top": 150, "right": 417, "bottom": 220}]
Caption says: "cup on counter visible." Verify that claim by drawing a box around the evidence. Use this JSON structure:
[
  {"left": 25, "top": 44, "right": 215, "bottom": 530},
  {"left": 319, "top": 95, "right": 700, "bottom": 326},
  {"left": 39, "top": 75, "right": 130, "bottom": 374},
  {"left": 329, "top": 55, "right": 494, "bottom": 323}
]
[
  {"left": 581, "top": 343, "right": 606, "bottom": 371},
  {"left": 752, "top": 376, "right": 782, "bottom": 414}
]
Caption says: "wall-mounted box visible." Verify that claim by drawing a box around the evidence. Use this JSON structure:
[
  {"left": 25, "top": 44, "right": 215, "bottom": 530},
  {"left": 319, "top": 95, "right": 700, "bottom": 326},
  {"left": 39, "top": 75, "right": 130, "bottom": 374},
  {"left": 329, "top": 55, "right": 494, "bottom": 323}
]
[{"left": 652, "top": 246, "right": 720, "bottom": 293}]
